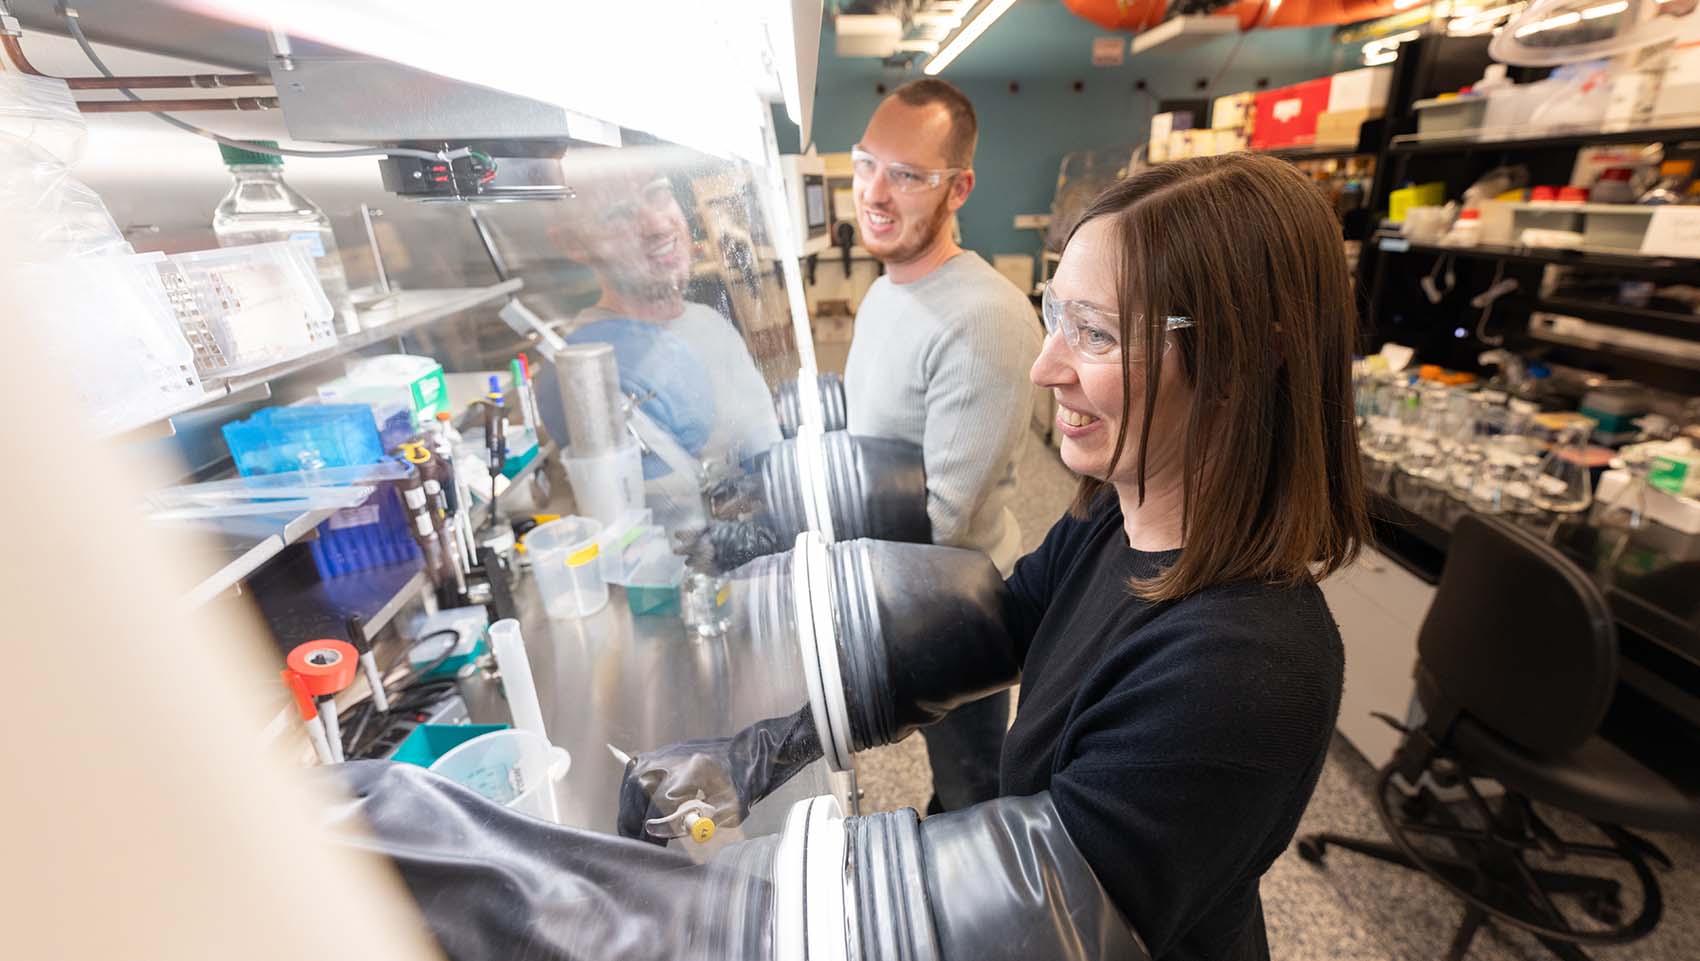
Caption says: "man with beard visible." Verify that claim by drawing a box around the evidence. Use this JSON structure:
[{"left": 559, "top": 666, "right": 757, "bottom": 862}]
[
  {"left": 843, "top": 79, "right": 1042, "bottom": 812},
  {"left": 553, "top": 165, "right": 782, "bottom": 474}
]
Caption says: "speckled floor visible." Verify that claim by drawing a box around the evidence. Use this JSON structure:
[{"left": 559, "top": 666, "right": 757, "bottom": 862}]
[{"left": 852, "top": 428, "right": 1700, "bottom": 961}]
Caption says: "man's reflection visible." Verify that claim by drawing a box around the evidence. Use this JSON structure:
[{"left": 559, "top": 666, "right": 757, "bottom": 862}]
[{"left": 551, "top": 167, "right": 782, "bottom": 477}]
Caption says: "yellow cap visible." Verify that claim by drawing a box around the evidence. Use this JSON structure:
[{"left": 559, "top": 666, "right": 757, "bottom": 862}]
[{"left": 689, "top": 816, "right": 715, "bottom": 843}]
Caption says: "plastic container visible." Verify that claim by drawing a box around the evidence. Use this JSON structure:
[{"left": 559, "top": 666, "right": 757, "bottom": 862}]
[
  {"left": 1592, "top": 168, "right": 1636, "bottom": 204},
  {"left": 390, "top": 723, "right": 507, "bottom": 767},
  {"left": 1412, "top": 95, "right": 1489, "bottom": 136},
  {"left": 524, "top": 516, "right": 608, "bottom": 617},
  {"left": 1580, "top": 204, "right": 1657, "bottom": 251},
  {"left": 213, "top": 141, "right": 358, "bottom": 334},
  {"left": 163, "top": 242, "right": 335, "bottom": 377},
  {"left": 1441, "top": 208, "right": 1481, "bottom": 247},
  {"left": 623, "top": 544, "right": 686, "bottom": 617},
  {"left": 428, "top": 729, "right": 571, "bottom": 822},
  {"left": 560, "top": 442, "right": 644, "bottom": 528}
]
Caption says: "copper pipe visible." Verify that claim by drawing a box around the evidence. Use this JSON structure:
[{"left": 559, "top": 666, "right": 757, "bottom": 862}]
[
  {"left": 2, "top": 34, "right": 271, "bottom": 90},
  {"left": 77, "top": 96, "right": 279, "bottom": 113}
]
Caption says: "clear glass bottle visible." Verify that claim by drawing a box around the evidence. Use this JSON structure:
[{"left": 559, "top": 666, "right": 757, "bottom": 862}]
[
  {"left": 212, "top": 141, "right": 358, "bottom": 334},
  {"left": 1529, "top": 421, "right": 1596, "bottom": 515}
]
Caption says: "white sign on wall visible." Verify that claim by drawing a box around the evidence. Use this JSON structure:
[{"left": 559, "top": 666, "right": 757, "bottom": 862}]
[{"left": 1092, "top": 36, "right": 1126, "bottom": 66}]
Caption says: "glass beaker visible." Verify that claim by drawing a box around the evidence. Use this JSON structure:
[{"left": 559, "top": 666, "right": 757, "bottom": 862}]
[
  {"left": 1528, "top": 422, "right": 1596, "bottom": 515},
  {"left": 1363, "top": 378, "right": 1412, "bottom": 464}
]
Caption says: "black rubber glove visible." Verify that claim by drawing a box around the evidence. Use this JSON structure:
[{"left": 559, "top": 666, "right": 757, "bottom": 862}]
[
  {"left": 617, "top": 704, "right": 822, "bottom": 845},
  {"left": 328, "top": 760, "right": 777, "bottom": 961}
]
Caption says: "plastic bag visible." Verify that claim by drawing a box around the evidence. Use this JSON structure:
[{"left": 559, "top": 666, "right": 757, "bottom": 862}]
[
  {"left": 0, "top": 72, "right": 86, "bottom": 165},
  {"left": 1526, "top": 61, "right": 1613, "bottom": 131},
  {"left": 0, "top": 135, "right": 130, "bottom": 261}
]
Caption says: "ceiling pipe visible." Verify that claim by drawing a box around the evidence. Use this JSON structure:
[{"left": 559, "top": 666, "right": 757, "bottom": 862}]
[
  {"left": 1, "top": 32, "right": 271, "bottom": 90},
  {"left": 75, "top": 96, "right": 279, "bottom": 112}
]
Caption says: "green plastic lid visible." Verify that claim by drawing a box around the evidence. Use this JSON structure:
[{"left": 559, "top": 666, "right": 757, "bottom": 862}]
[{"left": 219, "top": 140, "right": 283, "bottom": 167}]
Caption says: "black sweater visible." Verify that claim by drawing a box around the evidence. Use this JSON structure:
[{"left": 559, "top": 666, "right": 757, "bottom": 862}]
[{"left": 999, "top": 494, "right": 1343, "bottom": 961}]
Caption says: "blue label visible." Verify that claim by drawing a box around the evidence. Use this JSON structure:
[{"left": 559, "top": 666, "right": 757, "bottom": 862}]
[{"left": 289, "top": 231, "right": 328, "bottom": 259}]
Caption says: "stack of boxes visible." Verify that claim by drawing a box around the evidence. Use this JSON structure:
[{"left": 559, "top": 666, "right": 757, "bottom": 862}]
[
  {"left": 1147, "top": 66, "right": 1390, "bottom": 160},
  {"left": 1208, "top": 92, "right": 1254, "bottom": 155},
  {"left": 1317, "top": 66, "right": 1392, "bottom": 148}
]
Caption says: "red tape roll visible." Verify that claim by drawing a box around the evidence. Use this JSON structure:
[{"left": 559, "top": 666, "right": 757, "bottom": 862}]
[{"left": 286, "top": 639, "right": 359, "bottom": 697}]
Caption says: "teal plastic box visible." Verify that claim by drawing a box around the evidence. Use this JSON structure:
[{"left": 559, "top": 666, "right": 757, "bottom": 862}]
[{"left": 389, "top": 723, "right": 508, "bottom": 768}]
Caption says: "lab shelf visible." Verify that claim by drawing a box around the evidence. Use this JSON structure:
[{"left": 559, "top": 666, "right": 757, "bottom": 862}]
[
  {"left": 1532, "top": 296, "right": 1700, "bottom": 343},
  {"left": 1378, "top": 238, "right": 1700, "bottom": 278},
  {"left": 174, "top": 506, "right": 341, "bottom": 609},
  {"left": 1388, "top": 123, "right": 1700, "bottom": 155},
  {"left": 253, "top": 438, "right": 553, "bottom": 651},
  {"left": 104, "top": 280, "right": 523, "bottom": 440}
]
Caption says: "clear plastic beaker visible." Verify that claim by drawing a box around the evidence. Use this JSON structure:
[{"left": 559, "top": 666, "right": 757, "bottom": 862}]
[
  {"left": 524, "top": 516, "right": 609, "bottom": 618},
  {"left": 428, "top": 728, "right": 571, "bottom": 822}
]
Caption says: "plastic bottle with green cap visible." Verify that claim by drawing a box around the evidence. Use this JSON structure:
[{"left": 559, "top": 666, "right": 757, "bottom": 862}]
[{"left": 212, "top": 140, "right": 358, "bottom": 334}]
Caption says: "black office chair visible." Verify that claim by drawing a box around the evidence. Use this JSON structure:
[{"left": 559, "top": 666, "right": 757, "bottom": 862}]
[{"left": 1297, "top": 514, "right": 1700, "bottom": 961}]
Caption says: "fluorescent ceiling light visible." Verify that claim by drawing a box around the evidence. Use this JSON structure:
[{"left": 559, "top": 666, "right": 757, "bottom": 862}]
[
  {"left": 923, "top": 0, "right": 1019, "bottom": 75},
  {"left": 1581, "top": 0, "right": 1628, "bottom": 17}
]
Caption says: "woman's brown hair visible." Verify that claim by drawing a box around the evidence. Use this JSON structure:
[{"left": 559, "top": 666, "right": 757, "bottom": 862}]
[{"left": 1067, "top": 152, "right": 1368, "bottom": 600}]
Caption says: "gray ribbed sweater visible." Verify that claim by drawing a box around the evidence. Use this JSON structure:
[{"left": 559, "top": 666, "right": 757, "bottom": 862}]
[{"left": 844, "top": 252, "right": 1042, "bottom": 574}]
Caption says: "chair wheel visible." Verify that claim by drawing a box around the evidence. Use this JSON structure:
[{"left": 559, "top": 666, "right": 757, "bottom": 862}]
[
  {"left": 1580, "top": 890, "right": 1623, "bottom": 925},
  {"left": 1296, "top": 838, "right": 1326, "bottom": 864}
]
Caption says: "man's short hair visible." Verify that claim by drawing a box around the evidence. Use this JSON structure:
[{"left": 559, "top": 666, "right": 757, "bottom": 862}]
[{"left": 887, "top": 78, "right": 978, "bottom": 168}]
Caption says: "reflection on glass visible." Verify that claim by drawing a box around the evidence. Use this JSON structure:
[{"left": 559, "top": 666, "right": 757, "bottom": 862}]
[{"left": 552, "top": 158, "right": 783, "bottom": 479}]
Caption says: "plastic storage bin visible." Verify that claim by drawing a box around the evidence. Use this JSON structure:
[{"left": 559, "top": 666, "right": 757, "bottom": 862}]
[
  {"left": 1412, "top": 96, "right": 1489, "bottom": 136},
  {"left": 525, "top": 516, "right": 608, "bottom": 617},
  {"left": 623, "top": 545, "right": 686, "bottom": 616},
  {"left": 1579, "top": 205, "right": 1656, "bottom": 251},
  {"left": 428, "top": 728, "right": 571, "bottom": 822},
  {"left": 1510, "top": 204, "right": 1584, "bottom": 236}
]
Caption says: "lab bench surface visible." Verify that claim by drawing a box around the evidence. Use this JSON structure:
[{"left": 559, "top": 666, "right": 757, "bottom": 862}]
[
  {"left": 458, "top": 566, "right": 844, "bottom": 846},
  {"left": 1368, "top": 481, "right": 1700, "bottom": 727}
]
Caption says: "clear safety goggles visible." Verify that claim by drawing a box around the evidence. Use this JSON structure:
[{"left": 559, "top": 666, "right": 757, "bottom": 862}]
[
  {"left": 1041, "top": 284, "right": 1194, "bottom": 365},
  {"left": 850, "top": 147, "right": 963, "bottom": 194}
]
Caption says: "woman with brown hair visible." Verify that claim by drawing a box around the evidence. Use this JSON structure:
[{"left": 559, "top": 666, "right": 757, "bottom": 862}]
[
  {"left": 1000, "top": 150, "right": 1370, "bottom": 959},
  {"left": 343, "top": 152, "right": 1369, "bottom": 961}
]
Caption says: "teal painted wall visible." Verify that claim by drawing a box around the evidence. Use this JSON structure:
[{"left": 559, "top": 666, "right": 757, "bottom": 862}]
[{"left": 793, "top": 5, "right": 1364, "bottom": 258}]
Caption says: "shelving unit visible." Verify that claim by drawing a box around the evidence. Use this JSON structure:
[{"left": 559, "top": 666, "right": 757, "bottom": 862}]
[
  {"left": 1354, "top": 34, "right": 1700, "bottom": 381},
  {"left": 255, "top": 438, "right": 553, "bottom": 649},
  {"left": 170, "top": 506, "right": 342, "bottom": 609},
  {"left": 106, "top": 280, "right": 523, "bottom": 441},
  {"left": 1389, "top": 123, "right": 1700, "bottom": 155},
  {"left": 1381, "top": 239, "right": 1700, "bottom": 278}
]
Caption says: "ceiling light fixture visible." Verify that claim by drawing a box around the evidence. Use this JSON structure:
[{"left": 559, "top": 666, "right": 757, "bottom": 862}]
[{"left": 923, "top": 0, "right": 1019, "bottom": 76}]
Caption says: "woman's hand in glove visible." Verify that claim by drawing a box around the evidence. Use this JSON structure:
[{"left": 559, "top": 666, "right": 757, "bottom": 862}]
[{"left": 616, "top": 705, "right": 821, "bottom": 845}]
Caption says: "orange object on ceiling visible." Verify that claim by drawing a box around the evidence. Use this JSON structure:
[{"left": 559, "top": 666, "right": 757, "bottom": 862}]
[{"left": 1063, "top": 0, "right": 1405, "bottom": 33}]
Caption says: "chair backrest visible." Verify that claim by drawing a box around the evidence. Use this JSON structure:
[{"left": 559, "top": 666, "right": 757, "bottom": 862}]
[{"left": 1415, "top": 514, "right": 1618, "bottom": 759}]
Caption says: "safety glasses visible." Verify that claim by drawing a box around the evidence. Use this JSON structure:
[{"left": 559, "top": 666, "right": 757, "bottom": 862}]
[
  {"left": 1041, "top": 284, "right": 1193, "bottom": 365},
  {"left": 850, "top": 147, "right": 962, "bottom": 194}
]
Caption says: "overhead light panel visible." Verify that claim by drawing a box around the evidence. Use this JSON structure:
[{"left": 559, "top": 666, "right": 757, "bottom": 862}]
[{"left": 923, "top": 0, "right": 1019, "bottom": 75}]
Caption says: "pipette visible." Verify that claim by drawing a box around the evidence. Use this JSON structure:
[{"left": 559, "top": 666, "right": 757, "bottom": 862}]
[
  {"left": 609, "top": 743, "right": 716, "bottom": 844},
  {"left": 282, "top": 669, "right": 335, "bottom": 764},
  {"left": 345, "top": 615, "right": 389, "bottom": 713}
]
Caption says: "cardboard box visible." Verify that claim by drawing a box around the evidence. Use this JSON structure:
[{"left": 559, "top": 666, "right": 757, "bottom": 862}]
[
  {"left": 1314, "top": 107, "right": 1383, "bottom": 147},
  {"left": 1149, "top": 110, "right": 1194, "bottom": 152},
  {"left": 1327, "top": 66, "right": 1392, "bottom": 113},
  {"left": 1211, "top": 92, "right": 1255, "bottom": 129},
  {"left": 1251, "top": 77, "right": 1331, "bottom": 150},
  {"left": 1213, "top": 128, "right": 1249, "bottom": 154}
]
